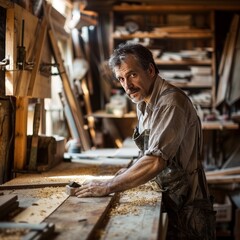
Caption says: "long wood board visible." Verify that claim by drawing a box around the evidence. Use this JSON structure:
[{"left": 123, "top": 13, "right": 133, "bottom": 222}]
[
  {"left": 99, "top": 186, "right": 162, "bottom": 240},
  {"left": 45, "top": 196, "right": 114, "bottom": 240},
  {"left": 216, "top": 15, "right": 239, "bottom": 107},
  {"left": 48, "top": 29, "right": 91, "bottom": 151},
  {"left": 12, "top": 191, "right": 68, "bottom": 224}
]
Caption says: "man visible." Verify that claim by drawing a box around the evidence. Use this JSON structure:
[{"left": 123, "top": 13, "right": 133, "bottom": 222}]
[{"left": 75, "top": 43, "right": 216, "bottom": 239}]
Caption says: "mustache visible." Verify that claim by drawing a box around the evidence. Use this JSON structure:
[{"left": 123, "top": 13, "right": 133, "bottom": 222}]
[{"left": 126, "top": 87, "right": 139, "bottom": 95}]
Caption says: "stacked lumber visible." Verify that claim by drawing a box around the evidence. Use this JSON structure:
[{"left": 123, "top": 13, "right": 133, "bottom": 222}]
[
  {"left": 216, "top": 14, "right": 240, "bottom": 107},
  {"left": 0, "top": 194, "right": 19, "bottom": 219},
  {"left": 206, "top": 166, "right": 240, "bottom": 184}
]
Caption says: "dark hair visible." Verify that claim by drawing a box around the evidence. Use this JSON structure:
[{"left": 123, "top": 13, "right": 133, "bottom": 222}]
[{"left": 108, "top": 42, "right": 159, "bottom": 74}]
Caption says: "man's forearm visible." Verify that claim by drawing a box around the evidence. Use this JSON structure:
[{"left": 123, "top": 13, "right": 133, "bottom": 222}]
[{"left": 107, "top": 155, "right": 166, "bottom": 193}]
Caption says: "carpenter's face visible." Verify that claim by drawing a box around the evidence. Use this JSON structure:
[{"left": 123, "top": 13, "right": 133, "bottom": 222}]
[{"left": 114, "top": 55, "right": 155, "bottom": 103}]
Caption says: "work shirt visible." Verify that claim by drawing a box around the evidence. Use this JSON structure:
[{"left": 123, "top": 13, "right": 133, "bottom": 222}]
[{"left": 136, "top": 75, "right": 208, "bottom": 203}]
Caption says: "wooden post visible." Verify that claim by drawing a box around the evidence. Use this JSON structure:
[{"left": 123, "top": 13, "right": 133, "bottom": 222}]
[{"left": 14, "top": 97, "right": 28, "bottom": 170}]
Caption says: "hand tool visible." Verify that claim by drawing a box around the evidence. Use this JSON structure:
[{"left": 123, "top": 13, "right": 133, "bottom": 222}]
[{"left": 66, "top": 181, "right": 81, "bottom": 196}]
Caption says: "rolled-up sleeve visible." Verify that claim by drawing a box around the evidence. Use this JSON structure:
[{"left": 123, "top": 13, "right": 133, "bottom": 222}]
[{"left": 145, "top": 104, "right": 187, "bottom": 161}]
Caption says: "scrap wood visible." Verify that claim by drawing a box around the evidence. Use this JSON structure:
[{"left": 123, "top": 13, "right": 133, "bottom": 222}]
[
  {"left": 205, "top": 166, "right": 240, "bottom": 176},
  {"left": 0, "top": 222, "right": 55, "bottom": 240},
  {"left": 0, "top": 182, "right": 68, "bottom": 190},
  {"left": 216, "top": 14, "right": 239, "bottom": 107},
  {"left": 0, "top": 194, "right": 19, "bottom": 219},
  {"left": 207, "top": 174, "right": 240, "bottom": 184},
  {"left": 48, "top": 28, "right": 91, "bottom": 151}
]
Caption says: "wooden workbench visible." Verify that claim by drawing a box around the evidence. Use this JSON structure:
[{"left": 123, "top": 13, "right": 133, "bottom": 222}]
[{"left": 0, "top": 159, "right": 163, "bottom": 240}]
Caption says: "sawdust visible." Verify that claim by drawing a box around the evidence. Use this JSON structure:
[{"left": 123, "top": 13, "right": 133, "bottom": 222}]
[
  {"left": 109, "top": 182, "right": 160, "bottom": 216},
  {"left": 33, "top": 187, "right": 65, "bottom": 198},
  {"left": 0, "top": 228, "right": 27, "bottom": 240}
]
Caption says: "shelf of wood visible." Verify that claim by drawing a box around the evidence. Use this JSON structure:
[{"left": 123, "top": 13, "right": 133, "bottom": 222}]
[
  {"left": 169, "top": 82, "right": 212, "bottom": 88},
  {"left": 113, "top": 31, "right": 213, "bottom": 39},
  {"left": 202, "top": 120, "right": 239, "bottom": 130},
  {"left": 155, "top": 59, "right": 212, "bottom": 65},
  {"left": 110, "top": 4, "right": 216, "bottom": 110},
  {"left": 113, "top": 4, "right": 240, "bottom": 12}
]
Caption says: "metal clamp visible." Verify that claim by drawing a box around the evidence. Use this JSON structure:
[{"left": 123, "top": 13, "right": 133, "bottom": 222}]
[
  {"left": 40, "top": 62, "right": 59, "bottom": 77},
  {"left": 0, "top": 58, "right": 10, "bottom": 70}
]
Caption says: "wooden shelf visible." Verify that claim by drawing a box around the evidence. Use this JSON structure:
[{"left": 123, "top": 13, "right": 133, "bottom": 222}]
[
  {"left": 113, "top": 31, "right": 213, "bottom": 39},
  {"left": 169, "top": 82, "right": 212, "bottom": 88},
  {"left": 110, "top": 4, "right": 216, "bottom": 109},
  {"left": 202, "top": 121, "right": 239, "bottom": 130},
  {"left": 90, "top": 110, "right": 137, "bottom": 119},
  {"left": 113, "top": 4, "right": 240, "bottom": 12},
  {"left": 155, "top": 59, "right": 212, "bottom": 65}
]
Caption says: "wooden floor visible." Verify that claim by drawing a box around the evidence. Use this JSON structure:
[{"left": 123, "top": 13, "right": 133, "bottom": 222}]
[{"left": 0, "top": 159, "right": 163, "bottom": 240}]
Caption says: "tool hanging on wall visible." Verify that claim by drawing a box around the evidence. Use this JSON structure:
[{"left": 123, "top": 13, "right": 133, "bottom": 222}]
[
  {"left": 16, "top": 18, "right": 35, "bottom": 72},
  {"left": 17, "top": 19, "right": 26, "bottom": 70}
]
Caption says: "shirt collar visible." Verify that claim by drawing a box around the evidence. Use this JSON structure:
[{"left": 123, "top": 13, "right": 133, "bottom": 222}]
[{"left": 137, "top": 75, "right": 164, "bottom": 113}]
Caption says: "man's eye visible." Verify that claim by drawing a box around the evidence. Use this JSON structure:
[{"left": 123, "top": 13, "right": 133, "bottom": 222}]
[
  {"left": 118, "top": 78, "right": 124, "bottom": 82},
  {"left": 130, "top": 73, "right": 136, "bottom": 78}
]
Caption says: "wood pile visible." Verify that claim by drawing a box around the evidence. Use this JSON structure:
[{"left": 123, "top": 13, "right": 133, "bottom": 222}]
[{"left": 206, "top": 166, "right": 240, "bottom": 184}]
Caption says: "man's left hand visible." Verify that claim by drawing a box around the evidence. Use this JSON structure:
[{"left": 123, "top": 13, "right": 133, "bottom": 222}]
[{"left": 75, "top": 180, "right": 110, "bottom": 197}]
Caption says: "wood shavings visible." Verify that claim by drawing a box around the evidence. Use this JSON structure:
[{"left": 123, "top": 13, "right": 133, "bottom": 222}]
[
  {"left": 32, "top": 187, "right": 65, "bottom": 198},
  {"left": 0, "top": 228, "right": 27, "bottom": 240},
  {"left": 109, "top": 183, "right": 160, "bottom": 216}
]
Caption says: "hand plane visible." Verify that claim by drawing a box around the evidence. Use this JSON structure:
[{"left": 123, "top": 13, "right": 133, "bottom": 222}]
[{"left": 66, "top": 181, "right": 81, "bottom": 196}]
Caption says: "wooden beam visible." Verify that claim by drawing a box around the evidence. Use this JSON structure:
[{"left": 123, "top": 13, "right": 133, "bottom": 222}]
[
  {"left": 0, "top": 0, "right": 13, "bottom": 8},
  {"left": 27, "top": 17, "right": 48, "bottom": 96}
]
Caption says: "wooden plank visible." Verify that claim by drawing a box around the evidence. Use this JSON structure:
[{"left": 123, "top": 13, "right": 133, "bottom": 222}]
[
  {"left": 113, "top": 4, "right": 240, "bottom": 12},
  {"left": 206, "top": 166, "right": 240, "bottom": 177},
  {"left": 5, "top": 3, "right": 51, "bottom": 98},
  {"left": 70, "top": 157, "right": 132, "bottom": 167},
  {"left": 218, "top": 28, "right": 230, "bottom": 76},
  {"left": 14, "top": 97, "right": 28, "bottom": 170},
  {"left": 27, "top": 17, "right": 48, "bottom": 96},
  {"left": 207, "top": 174, "right": 240, "bottom": 184},
  {"left": 98, "top": 185, "right": 162, "bottom": 240},
  {"left": 45, "top": 196, "right": 114, "bottom": 240},
  {"left": 0, "top": 182, "right": 68, "bottom": 190},
  {"left": 216, "top": 15, "right": 239, "bottom": 107},
  {"left": 0, "top": 222, "right": 55, "bottom": 240},
  {"left": 48, "top": 29, "right": 91, "bottom": 151},
  {"left": 0, "top": 99, "right": 11, "bottom": 184},
  {"left": 228, "top": 23, "right": 240, "bottom": 104},
  {"left": 28, "top": 102, "right": 41, "bottom": 171},
  {"left": 5, "top": 4, "right": 38, "bottom": 96},
  {"left": 0, "top": 0, "right": 13, "bottom": 8},
  {"left": 201, "top": 120, "right": 239, "bottom": 130},
  {"left": 0, "top": 194, "right": 18, "bottom": 219},
  {"left": 12, "top": 191, "right": 68, "bottom": 224},
  {"left": 0, "top": 194, "right": 17, "bottom": 209}
]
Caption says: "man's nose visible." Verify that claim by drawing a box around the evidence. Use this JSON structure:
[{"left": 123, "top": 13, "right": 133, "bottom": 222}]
[{"left": 124, "top": 78, "right": 133, "bottom": 89}]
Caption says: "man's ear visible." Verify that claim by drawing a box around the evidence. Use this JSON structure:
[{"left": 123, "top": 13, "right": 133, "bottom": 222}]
[{"left": 148, "top": 63, "right": 156, "bottom": 77}]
